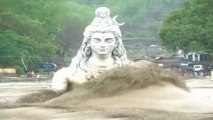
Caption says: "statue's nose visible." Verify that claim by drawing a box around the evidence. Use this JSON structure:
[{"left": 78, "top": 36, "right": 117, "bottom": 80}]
[{"left": 99, "top": 40, "right": 106, "bottom": 47}]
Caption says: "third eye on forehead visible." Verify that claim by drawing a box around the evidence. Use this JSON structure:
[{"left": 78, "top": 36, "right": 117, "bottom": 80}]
[{"left": 91, "top": 33, "right": 115, "bottom": 42}]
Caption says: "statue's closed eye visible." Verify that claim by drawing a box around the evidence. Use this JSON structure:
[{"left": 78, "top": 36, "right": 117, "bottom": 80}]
[
  {"left": 105, "top": 38, "right": 114, "bottom": 43},
  {"left": 92, "top": 38, "right": 101, "bottom": 43}
]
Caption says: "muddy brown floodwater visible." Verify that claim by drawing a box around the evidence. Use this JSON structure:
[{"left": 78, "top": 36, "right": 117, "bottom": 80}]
[{"left": 0, "top": 64, "right": 213, "bottom": 120}]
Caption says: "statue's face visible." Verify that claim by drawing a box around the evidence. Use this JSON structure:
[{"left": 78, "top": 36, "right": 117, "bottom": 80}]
[
  {"left": 99, "top": 11, "right": 108, "bottom": 18},
  {"left": 96, "top": 7, "right": 109, "bottom": 18},
  {"left": 90, "top": 32, "right": 116, "bottom": 57}
]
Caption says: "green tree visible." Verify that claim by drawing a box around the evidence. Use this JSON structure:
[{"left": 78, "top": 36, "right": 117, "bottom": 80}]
[
  {"left": 55, "top": 2, "right": 93, "bottom": 59},
  {"left": 0, "top": 0, "right": 69, "bottom": 71},
  {"left": 160, "top": 0, "right": 213, "bottom": 53}
]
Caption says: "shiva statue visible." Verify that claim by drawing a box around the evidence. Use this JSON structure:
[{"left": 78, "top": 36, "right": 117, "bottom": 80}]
[{"left": 51, "top": 7, "right": 130, "bottom": 92}]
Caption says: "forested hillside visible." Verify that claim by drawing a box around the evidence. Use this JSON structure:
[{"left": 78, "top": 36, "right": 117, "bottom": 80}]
[{"left": 0, "top": 0, "right": 187, "bottom": 73}]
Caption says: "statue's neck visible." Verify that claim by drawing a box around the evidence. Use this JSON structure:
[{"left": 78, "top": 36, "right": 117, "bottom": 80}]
[{"left": 91, "top": 53, "right": 112, "bottom": 60}]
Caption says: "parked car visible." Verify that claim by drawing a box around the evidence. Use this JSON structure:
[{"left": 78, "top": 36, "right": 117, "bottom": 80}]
[{"left": 193, "top": 65, "right": 204, "bottom": 72}]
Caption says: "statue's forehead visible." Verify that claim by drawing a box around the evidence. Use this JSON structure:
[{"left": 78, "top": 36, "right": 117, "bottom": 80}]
[{"left": 91, "top": 32, "right": 114, "bottom": 38}]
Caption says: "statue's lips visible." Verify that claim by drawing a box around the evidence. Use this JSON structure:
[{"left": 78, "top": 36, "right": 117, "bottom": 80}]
[{"left": 98, "top": 48, "right": 108, "bottom": 52}]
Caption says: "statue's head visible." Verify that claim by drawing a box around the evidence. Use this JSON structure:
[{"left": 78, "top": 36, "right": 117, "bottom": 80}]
[{"left": 70, "top": 7, "right": 129, "bottom": 73}]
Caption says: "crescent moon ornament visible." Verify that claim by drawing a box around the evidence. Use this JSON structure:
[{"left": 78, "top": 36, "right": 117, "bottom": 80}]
[{"left": 112, "top": 15, "right": 125, "bottom": 26}]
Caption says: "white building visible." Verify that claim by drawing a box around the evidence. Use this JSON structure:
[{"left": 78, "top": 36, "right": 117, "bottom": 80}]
[{"left": 185, "top": 52, "right": 211, "bottom": 62}]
